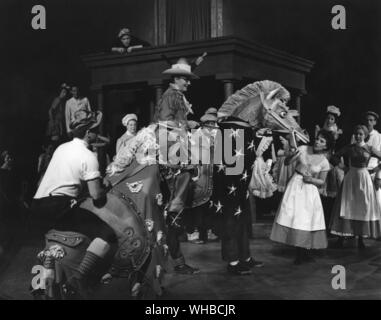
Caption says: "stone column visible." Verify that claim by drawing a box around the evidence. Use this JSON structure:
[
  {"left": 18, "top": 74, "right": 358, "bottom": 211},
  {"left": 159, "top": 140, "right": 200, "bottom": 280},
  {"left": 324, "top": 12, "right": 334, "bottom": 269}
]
[
  {"left": 150, "top": 82, "right": 164, "bottom": 121},
  {"left": 295, "top": 92, "right": 302, "bottom": 125},
  {"left": 91, "top": 85, "right": 106, "bottom": 174},
  {"left": 221, "top": 79, "right": 234, "bottom": 100},
  {"left": 92, "top": 85, "right": 105, "bottom": 134}
]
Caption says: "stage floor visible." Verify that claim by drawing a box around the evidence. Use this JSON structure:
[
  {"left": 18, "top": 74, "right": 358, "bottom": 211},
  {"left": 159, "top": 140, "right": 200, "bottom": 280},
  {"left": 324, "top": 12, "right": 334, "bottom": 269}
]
[{"left": 1, "top": 236, "right": 381, "bottom": 300}]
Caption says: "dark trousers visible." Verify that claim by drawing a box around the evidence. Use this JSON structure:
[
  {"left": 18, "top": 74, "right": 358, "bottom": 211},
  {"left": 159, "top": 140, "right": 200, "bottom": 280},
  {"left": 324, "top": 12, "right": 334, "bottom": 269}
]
[
  {"left": 221, "top": 203, "right": 250, "bottom": 262},
  {"left": 184, "top": 202, "right": 220, "bottom": 241},
  {"left": 164, "top": 171, "right": 193, "bottom": 265},
  {"left": 31, "top": 196, "right": 116, "bottom": 244},
  {"left": 166, "top": 218, "right": 185, "bottom": 265}
]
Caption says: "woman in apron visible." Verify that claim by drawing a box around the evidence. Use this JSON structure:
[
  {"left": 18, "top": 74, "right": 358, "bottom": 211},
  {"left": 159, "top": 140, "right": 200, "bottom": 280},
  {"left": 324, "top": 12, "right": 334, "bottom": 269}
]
[
  {"left": 270, "top": 130, "right": 334, "bottom": 265},
  {"left": 330, "top": 125, "right": 381, "bottom": 248}
]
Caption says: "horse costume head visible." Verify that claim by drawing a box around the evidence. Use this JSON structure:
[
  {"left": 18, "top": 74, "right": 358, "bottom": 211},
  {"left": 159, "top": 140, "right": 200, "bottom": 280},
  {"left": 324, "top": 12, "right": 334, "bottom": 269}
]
[{"left": 217, "top": 80, "right": 309, "bottom": 143}]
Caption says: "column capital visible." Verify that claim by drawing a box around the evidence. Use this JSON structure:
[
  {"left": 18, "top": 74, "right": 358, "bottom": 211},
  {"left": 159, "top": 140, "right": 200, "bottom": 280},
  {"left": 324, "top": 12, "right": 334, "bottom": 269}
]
[
  {"left": 148, "top": 79, "right": 164, "bottom": 87},
  {"left": 216, "top": 73, "right": 241, "bottom": 81},
  {"left": 90, "top": 84, "right": 104, "bottom": 92}
]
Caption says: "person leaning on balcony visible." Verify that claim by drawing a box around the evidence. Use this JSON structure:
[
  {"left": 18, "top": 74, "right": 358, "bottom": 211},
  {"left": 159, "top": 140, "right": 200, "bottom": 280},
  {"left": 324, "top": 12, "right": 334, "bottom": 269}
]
[{"left": 111, "top": 28, "right": 150, "bottom": 54}]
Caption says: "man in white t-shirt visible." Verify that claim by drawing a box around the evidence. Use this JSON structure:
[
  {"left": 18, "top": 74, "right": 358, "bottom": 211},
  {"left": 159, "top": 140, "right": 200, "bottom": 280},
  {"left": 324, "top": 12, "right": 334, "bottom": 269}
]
[{"left": 32, "top": 109, "right": 115, "bottom": 290}]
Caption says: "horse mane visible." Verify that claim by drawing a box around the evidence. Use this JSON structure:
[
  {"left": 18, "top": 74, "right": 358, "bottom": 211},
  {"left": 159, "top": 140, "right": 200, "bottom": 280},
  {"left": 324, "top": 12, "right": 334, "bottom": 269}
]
[{"left": 218, "top": 80, "right": 290, "bottom": 127}]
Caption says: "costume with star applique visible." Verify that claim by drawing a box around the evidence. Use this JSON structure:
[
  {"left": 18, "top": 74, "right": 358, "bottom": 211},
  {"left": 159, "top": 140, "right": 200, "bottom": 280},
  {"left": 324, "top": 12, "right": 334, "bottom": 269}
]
[{"left": 211, "top": 118, "right": 257, "bottom": 262}]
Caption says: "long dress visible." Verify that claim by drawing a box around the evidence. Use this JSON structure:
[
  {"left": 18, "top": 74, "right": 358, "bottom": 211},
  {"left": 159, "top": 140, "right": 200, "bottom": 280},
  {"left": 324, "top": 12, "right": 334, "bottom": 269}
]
[
  {"left": 270, "top": 145, "right": 330, "bottom": 249},
  {"left": 330, "top": 144, "right": 381, "bottom": 238}
]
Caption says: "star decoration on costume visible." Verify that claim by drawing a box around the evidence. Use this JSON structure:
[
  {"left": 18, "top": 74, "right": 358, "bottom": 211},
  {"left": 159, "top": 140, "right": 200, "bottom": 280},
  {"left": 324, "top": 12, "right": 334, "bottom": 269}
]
[
  {"left": 229, "top": 129, "right": 240, "bottom": 138},
  {"left": 228, "top": 184, "right": 237, "bottom": 195},
  {"left": 215, "top": 201, "right": 223, "bottom": 213},
  {"left": 247, "top": 140, "right": 255, "bottom": 151},
  {"left": 209, "top": 200, "right": 214, "bottom": 208},
  {"left": 235, "top": 149, "right": 244, "bottom": 158},
  {"left": 234, "top": 206, "right": 242, "bottom": 217},
  {"left": 217, "top": 163, "right": 225, "bottom": 173},
  {"left": 241, "top": 170, "right": 249, "bottom": 182}
]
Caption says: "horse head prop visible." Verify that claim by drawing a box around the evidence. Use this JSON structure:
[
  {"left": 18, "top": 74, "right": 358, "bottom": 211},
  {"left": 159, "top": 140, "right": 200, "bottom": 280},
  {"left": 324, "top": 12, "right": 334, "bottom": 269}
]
[{"left": 217, "top": 80, "right": 309, "bottom": 143}]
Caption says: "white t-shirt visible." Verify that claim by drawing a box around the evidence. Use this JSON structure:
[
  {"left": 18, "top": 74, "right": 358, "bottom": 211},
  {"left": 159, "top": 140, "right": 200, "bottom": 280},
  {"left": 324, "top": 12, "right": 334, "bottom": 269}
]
[{"left": 34, "top": 138, "right": 100, "bottom": 199}]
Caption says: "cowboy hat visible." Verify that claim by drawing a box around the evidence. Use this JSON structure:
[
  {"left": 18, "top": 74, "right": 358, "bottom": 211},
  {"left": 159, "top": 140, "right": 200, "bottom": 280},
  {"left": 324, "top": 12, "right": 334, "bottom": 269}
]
[
  {"left": 70, "top": 110, "right": 103, "bottom": 132},
  {"left": 162, "top": 58, "right": 199, "bottom": 79}
]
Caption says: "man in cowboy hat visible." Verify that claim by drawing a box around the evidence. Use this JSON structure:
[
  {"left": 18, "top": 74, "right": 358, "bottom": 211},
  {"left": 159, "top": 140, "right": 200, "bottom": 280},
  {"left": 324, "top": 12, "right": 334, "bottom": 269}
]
[
  {"left": 154, "top": 58, "right": 201, "bottom": 274},
  {"left": 154, "top": 57, "right": 199, "bottom": 129},
  {"left": 32, "top": 110, "right": 116, "bottom": 290}
]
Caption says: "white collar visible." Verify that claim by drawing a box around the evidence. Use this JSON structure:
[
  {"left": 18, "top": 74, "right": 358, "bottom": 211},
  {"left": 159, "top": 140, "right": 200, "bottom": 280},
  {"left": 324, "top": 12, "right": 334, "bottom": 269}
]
[
  {"left": 73, "top": 138, "right": 89, "bottom": 148},
  {"left": 370, "top": 129, "right": 379, "bottom": 135},
  {"left": 170, "top": 83, "right": 184, "bottom": 93}
]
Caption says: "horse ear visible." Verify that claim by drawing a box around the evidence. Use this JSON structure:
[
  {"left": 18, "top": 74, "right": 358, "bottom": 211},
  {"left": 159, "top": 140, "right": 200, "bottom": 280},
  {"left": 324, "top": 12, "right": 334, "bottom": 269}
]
[
  {"left": 288, "top": 109, "right": 300, "bottom": 117},
  {"left": 266, "top": 88, "right": 281, "bottom": 101}
]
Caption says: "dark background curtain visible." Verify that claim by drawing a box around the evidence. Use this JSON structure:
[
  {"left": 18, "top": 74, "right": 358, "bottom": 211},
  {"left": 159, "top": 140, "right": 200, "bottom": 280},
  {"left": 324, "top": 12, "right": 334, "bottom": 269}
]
[{"left": 166, "top": 0, "right": 211, "bottom": 44}]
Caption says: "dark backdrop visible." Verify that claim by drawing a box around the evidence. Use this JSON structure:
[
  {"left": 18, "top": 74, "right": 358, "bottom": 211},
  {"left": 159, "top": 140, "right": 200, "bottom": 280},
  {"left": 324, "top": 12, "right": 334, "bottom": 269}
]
[{"left": 0, "top": 0, "right": 380, "bottom": 185}]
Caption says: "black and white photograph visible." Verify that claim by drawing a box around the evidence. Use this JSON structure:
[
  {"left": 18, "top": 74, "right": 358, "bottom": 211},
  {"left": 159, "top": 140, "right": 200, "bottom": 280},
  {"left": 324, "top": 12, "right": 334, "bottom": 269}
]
[{"left": 0, "top": 0, "right": 380, "bottom": 305}]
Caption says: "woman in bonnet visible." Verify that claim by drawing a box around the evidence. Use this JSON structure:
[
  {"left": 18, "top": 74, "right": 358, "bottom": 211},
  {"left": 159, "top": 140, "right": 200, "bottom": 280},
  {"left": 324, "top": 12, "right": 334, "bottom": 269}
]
[{"left": 116, "top": 113, "right": 138, "bottom": 154}]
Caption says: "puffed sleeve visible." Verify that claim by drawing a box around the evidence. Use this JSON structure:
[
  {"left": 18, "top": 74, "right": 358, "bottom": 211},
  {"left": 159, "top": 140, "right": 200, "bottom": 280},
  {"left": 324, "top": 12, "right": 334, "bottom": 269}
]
[{"left": 320, "top": 158, "right": 330, "bottom": 172}]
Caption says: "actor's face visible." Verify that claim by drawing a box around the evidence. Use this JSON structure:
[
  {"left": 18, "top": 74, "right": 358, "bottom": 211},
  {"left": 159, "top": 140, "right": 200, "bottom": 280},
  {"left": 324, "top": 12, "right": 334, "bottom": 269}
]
[
  {"left": 204, "top": 121, "right": 216, "bottom": 127},
  {"left": 127, "top": 120, "right": 137, "bottom": 134},
  {"left": 366, "top": 115, "right": 377, "bottom": 131},
  {"left": 314, "top": 134, "right": 327, "bottom": 152},
  {"left": 354, "top": 128, "right": 366, "bottom": 144},
  {"left": 175, "top": 76, "right": 191, "bottom": 92},
  {"left": 3, "top": 153, "right": 13, "bottom": 167},
  {"left": 59, "top": 88, "right": 67, "bottom": 99},
  {"left": 71, "top": 87, "right": 79, "bottom": 99},
  {"left": 326, "top": 114, "right": 336, "bottom": 125},
  {"left": 121, "top": 35, "right": 131, "bottom": 48}
]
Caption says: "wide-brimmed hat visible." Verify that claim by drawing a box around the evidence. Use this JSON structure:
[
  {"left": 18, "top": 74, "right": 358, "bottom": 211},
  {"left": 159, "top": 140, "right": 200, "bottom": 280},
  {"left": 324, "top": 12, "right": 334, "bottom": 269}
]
[
  {"left": 118, "top": 28, "right": 130, "bottom": 38},
  {"left": 364, "top": 111, "right": 379, "bottom": 120},
  {"left": 200, "top": 107, "right": 218, "bottom": 123},
  {"left": 326, "top": 105, "right": 341, "bottom": 117},
  {"left": 70, "top": 110, "right": 103, "bottom": 132},
  {"left": 122, "top": 113, "right": 138, "bottom": 127},
  {"left": 162, "top": 58, "right": 199, "bottom": 79}
]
